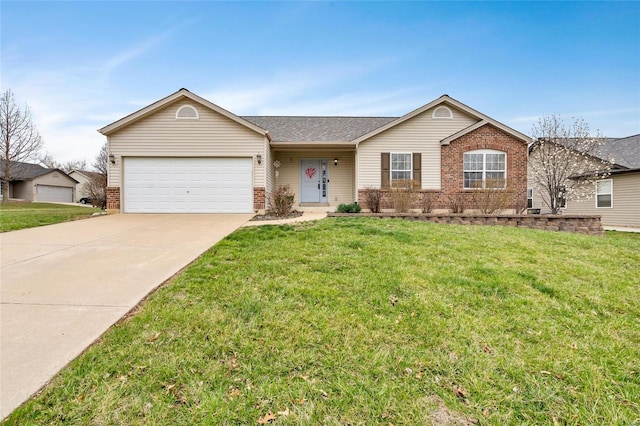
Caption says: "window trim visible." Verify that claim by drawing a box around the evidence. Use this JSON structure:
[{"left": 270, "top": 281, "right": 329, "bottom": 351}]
[
  {"left": 390, "top": 152, "right": 413, "bottom": 184},
  {"left": 175, "top": 105, "right": 199, "bottom": 120},
  {"left": 595, "top": 179, "right": 613, "bottom": 208},
  {"left": 432, "top": 106, "right": 453, "bottom": 119},
  {"left": 527, "top": 188, "right": 533, "bottom": 209},
  {"left": 463, "top": 149, "right": 507, "bottom": 189}
]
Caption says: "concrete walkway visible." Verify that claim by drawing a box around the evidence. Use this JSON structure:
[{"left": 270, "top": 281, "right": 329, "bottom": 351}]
[
  {"left": 603, "top": 226, "right": 640, "bottom": 233},
  {"left": 0, "top": 214, "right": 252, "bottom": 419}
]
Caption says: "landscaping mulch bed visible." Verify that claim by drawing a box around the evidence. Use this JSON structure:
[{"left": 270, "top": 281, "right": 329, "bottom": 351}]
[{"left": 250, "top": 210, "right": 303, "bottom": 221}]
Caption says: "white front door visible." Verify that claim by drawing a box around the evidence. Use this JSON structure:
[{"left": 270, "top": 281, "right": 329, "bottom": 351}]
[{"left": 300, "top": 159, "right": 328, "bottom": 203}]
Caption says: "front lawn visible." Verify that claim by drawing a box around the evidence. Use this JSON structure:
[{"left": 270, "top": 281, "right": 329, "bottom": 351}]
[
  {"left": 6, "top": 219, "right": 640, "bottom": 425},
  {"left": 0, "top": 202, "right": 102, "bottom": 232}
]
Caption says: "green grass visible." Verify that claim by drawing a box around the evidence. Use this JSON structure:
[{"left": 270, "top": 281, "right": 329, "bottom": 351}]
[
  {"left": 0, "top": 202, "right": 101, "bottom": 232},
  {"left": 6, "top": 219, "right": 640, "bottom": 425}
]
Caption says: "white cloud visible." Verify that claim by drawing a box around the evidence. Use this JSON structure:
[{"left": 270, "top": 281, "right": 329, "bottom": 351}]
[
  {"left": 99, "top": 32, "right": 171, "bottom": 81},
  {"left": 201, "top": 58, "right": 416, "bottom": 115}
]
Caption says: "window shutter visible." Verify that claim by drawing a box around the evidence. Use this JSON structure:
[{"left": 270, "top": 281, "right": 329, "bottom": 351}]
[
  {"left": 381, "top": 152, "right": 390, "bottom": 188},
  {"left": 413, "top": 153, "right": 422, "bottom": 189}
]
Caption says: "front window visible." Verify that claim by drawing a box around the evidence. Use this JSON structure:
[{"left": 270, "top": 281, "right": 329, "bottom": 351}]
[
  {"left": 463, "top": 150, "right": 506, "bottom": 189},
  {"left": 527, "top": 188, "right": 533, "bottom": 208},
  {"left": 596, "top": 179, "right": 612, "bottom": 208},
  {"left": 391, "top": 153, "right": 412, "bottom": 183}
]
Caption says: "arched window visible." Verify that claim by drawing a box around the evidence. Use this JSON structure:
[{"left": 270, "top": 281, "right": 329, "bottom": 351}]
[
  {"left": 463, "top": 149, "right": 506, "bottom": 189},
  {"left": 175, "top": 105, "right": 199, "bottom": 120},
  {"left": 432, "top": 106, "right": 453, "bottom": 119}
]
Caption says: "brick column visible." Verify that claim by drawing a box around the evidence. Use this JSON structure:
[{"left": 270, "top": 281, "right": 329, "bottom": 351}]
[
  {"left": 106, "top": 187, "right": 120, "bottom": 213},
  {"left": 253, "top": 187, "right": 265, "bottom": 212}
]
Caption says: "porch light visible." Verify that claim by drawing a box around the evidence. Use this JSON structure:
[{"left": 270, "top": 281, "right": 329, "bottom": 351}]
[
  {"left": 334, "top": 158, "right": 338, "bottom": 166},
  {"left": 109, "top": 154, "right": 115, "bottom": 165},
  {"left": 256, "top": 153, "right": 262, "bottom": 165}
]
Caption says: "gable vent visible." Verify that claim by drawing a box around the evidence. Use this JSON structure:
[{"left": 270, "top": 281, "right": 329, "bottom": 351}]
[
  {"left": 432, "top": 106, "right": 453, "bottom": 119},
  {"left": 176, "top": 105, "right": 199, "bottom": 119}
]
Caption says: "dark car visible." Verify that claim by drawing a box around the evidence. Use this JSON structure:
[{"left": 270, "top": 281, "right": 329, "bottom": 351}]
[{"left": 79, "top": 196, "right": 106, "bottom": 208}]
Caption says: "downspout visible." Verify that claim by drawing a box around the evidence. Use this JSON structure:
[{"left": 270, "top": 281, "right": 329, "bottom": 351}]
[{"left": 354, "top": 141, "right": 360, "bottom": 203}]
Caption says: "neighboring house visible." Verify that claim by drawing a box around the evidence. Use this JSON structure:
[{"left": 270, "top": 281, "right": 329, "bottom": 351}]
[
  {"left": 69, "top": 169, "right": 106, "bottom": 200},
  {"left": 562, "top": 134, "right": 640, "bottom": 228},
  {"left": 0, "top": 161, "right": 78, "bottom": 202},
  {"left": 99, "top": 88, "right": 531, "bottom": 214}
]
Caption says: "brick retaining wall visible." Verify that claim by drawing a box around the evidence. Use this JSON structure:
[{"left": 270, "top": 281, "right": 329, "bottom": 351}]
[{"left": 327, "top": 213, "right": 604, "bottom": 236}]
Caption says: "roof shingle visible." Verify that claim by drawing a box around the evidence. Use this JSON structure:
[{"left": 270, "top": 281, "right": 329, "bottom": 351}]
[{"left": 241, "top": 116, "right": 398, "bottom": 142}]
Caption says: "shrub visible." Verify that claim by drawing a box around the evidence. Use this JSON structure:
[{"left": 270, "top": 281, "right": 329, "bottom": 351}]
[
  {"left": 469, "top": 178, "right": 517, "bottom": 214},
  {"left": 362, "top": 187, "right": 382, "bottom": 213},
  {"left": 390, "top": 179, "right": 419, "bottom": 213},
  {"left": 336, "top": 202, "right": 361, "bottom": 213},
  {"left": 267, "top": 185, "right": 295, "bottom": 217},
  {"left": 81, "top": 174, "right": 107, "bottom": 209},
  {"left": 447, "top": 192, "right": 466, "bottom": 213},
  {"left": 421, "top": 192, "right": 439, "bottom": 213}
]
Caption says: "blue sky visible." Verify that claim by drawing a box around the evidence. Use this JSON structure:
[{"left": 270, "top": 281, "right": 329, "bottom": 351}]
[{"left": 2, "top": 1, "right": 639, "bottom": 164}]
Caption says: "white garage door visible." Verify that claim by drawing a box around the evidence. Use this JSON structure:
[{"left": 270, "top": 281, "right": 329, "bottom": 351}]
[
  {"left": 37, "top": 185, "right": 73, "bottom": 203},
  {"left": 124, "top": 158, "right": 253, "bottom": 213}
]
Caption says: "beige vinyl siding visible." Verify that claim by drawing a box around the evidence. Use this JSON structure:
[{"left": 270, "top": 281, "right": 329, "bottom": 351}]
[
  {"left": 69, "top": 172, "right": 91, "bottom": 199},
  {"left": 265, "top": 144, "right": 274, "bottom": 195},
  {"left": 273, "top": 151, "right": 355, "bottom": 207},
  {"left": 564, "top": 172, "right": 640, "bottom": 227},
  {"left": 530, "top": 187, "right": 552, "bottom": 213},
  {"left": 12, "top": 181, "right": 33, "bottom": 201},
  {"left": 11, "top": 172, "right": 76, "bottom": 202},
  {"left": 357, "top": 106, "right": 478, "bottom": 189},
  {"left": 108, "top": 99, "right": 265, "bottom": 188}
]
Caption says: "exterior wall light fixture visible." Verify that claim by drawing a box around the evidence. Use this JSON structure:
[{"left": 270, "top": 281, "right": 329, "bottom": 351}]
[
  {"left": 109, "top": 154, "right": 116, "bottom": 165},
  {"left": 256, "top": 153, "right": 262, "bottom": 165},
  {"left": 334, "top": 158, "right": 338, "bottom": 166}
]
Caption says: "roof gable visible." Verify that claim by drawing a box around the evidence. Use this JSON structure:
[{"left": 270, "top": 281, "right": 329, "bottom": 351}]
[
  {"left": 69, "top": 169, "right": 105, "bottom": 181},
  {"left": 353, "top": 95, "right": 531, "bottom": 145},
  {"left": 0, "top": 161, "right": 79, "bottom": 183},
  {"left": 98, "top": 88, "right": 269, "bottom": 139}
]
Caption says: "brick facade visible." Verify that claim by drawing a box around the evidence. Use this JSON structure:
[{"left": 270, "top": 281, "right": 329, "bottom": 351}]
[
  {"left": 358, "top": 123, "right": 528, "bottom": 212},
  {"left": 253, "top": 187, "right": 265, "bottom": 211},
  {"left": 106, "top": 186, "right": 120, "bottom": 213},
  {"left": 441, "top": 123, "right": 528, "bottom": 210}
]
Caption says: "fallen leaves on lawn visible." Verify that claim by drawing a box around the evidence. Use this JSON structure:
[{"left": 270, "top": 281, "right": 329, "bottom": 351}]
[
  {"left": 146, "top": 332, "right": 161, "bottom": 343},
  {"left": 435, "top": 376, "right": 470, "bottom": 404},
  {"left": 389, "top": 295, "right": 398, "bottom": 306},
  {"left": 257, "top": 411, "right": 276, "bottom": 424},
  {"left": 277, "top": 408, "right": 290, "bottom": 417},
  {"left": 227, "top": 387, "right": 241, "bottom": 399}
]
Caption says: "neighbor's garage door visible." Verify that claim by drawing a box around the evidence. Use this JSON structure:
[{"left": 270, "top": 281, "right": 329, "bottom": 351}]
[
  {"left": 37, "top": 185, "right": 73, "bottom": 203},
  {"left": 123, "top": 158, "right": 252, "bottom": 213}
]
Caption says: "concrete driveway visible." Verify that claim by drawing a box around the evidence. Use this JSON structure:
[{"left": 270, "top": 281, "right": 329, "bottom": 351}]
[{"left": 0, "top": 213, "right": 252, "bottom": 419}]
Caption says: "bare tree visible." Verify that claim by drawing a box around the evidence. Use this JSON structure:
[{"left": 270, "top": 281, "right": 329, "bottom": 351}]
[
  {"left": 81, "top": 142, "right": 109, "bottom": 208},
  {"left": 1, "top": 89, "right": 43, "bottom": 203},
  {"left": 39, "top": 151, "right": 87, "bottom": 173},
  {"left": 81, "top": 174, "right": 107, "bottom": 209},
  {"left": 93, "top": 142, "right": 108, "bottom": 176},
  {"left": 529, "top": 115, "right": 611, "bottom": 214}
]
